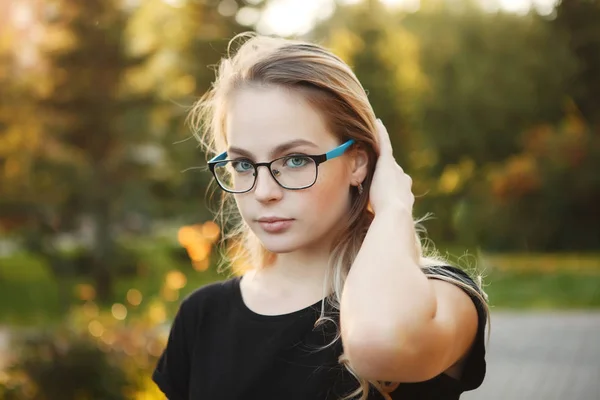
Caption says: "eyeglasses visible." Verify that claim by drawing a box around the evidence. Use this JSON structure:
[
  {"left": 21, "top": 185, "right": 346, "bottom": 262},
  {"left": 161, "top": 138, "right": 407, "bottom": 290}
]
[{"left": 208, "top": 140, "right": 355, "bottom": 194}]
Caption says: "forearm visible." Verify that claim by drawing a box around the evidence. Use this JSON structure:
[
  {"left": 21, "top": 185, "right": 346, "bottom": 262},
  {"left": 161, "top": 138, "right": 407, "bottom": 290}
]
[{"left": 340, "top": 206, "right": 438, "bottom": 350}]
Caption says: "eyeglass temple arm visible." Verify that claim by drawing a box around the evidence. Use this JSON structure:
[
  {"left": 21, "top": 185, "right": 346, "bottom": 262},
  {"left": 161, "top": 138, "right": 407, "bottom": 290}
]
[
  {"left": 325, "top": 139, "right": 355, "bottom": 160},
  {"left": 209, "top": 139, "right": 355, "bottom": 163},
  {"left": 209, "top": 151, "right": 228, "bottom": 163}
]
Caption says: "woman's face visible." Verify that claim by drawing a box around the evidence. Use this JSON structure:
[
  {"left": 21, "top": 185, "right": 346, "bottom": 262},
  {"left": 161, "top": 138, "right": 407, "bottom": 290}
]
[{"left": 224, "top": 85, "right": 363, "bottom": 254}]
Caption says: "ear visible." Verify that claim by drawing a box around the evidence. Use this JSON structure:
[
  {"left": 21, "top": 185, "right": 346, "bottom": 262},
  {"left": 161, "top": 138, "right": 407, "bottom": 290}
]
[{"left": 350, "top": 146, "right": 369, "bottom": 185}]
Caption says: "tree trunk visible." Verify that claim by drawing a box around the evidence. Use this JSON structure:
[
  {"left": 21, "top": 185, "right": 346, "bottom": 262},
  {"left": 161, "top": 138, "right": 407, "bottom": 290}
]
[{"left": 92, "top": 196, "right": 114, "bottom": 304}]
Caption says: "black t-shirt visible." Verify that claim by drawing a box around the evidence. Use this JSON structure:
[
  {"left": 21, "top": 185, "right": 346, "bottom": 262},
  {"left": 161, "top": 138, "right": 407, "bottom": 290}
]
[{"left": 153, "top": 266, "right": 487, "bottom": 400}]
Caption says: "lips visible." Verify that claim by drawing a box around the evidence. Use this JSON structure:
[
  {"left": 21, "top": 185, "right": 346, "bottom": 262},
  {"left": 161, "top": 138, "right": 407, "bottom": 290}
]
[
  {"left": 257, "top": 217, "right": 292, "bottom": 223},
  {"left": 256, "top": 217, "right": 294, "bottom": 233}
]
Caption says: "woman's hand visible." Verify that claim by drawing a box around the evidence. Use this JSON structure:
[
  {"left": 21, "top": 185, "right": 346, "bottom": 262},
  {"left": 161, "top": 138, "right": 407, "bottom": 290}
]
[{"left": 369, "top": 119, "right": 414, "bottom": 215}]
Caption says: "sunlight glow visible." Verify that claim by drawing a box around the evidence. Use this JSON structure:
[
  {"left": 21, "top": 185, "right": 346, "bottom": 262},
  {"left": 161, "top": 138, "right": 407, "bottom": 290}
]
[
  {"left": 260, "top": 0, "right": 559, "bottom": 36},
  {"left": 256, "top": 0, "right": 336, "bottom": 36}
]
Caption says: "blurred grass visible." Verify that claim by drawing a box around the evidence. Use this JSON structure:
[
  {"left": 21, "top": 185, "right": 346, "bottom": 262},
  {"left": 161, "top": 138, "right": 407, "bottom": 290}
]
[
  {"left": 0, "top": 253, "right": 64, "bottom": 325},
  {"left": 485, "top": 270, "right": 600, "bottom": 309},
  {"left": 0, "top": 240, "right": 226, "bottom": 326},
  {"left": 480, "top": 252, "right": 600, "bottom": 309},
  {"left": 1, "top": 245, "right": 599, "bottom": 327},
  {"left": 439, "top": 246, "right": 600, "bottom": 309},
  {"left": 481, "top": 252, "right": 600, "bottom": 273}
]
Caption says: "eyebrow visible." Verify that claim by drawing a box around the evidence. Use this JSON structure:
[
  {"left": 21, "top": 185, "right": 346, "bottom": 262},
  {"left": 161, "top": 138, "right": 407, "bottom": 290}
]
[{"left": 228, "top": 139, "right": 319, "bottom": 159}]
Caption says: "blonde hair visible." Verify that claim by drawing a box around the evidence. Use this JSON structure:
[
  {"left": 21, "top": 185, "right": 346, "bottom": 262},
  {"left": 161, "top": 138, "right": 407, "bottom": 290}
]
[{"left": 189, "top": 32, "right": 488, "bottom": 400}]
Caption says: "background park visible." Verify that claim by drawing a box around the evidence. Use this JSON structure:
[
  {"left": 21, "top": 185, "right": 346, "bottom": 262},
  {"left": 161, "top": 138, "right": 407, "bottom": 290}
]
[{"left": 0, "top": 0, "right": 599, "bottom": 398}]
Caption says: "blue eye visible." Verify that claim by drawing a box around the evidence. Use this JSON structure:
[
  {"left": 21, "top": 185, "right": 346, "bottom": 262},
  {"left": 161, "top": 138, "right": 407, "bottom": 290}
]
[
  {"left": 284, "top": 156, "right": 309, "bottom": 168},
  {"left": 231, "top": 160, "right": 254, "bottom": 172}
]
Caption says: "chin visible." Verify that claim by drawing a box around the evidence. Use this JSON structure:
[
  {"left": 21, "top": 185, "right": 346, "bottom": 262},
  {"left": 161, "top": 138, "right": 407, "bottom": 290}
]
[{"left": 259, "top": 235, "right": 304, "bottom": 254}]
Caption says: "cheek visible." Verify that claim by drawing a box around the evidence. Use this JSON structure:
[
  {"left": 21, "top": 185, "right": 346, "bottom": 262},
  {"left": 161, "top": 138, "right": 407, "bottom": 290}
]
[
  {"left": 305, "top": 166, "right": 351, "bottom": 217},
  {"left": 233, "top": 195, "right": 252, "bottom": 221},
  {"left": 311, "top": 183, "right": 346, "bottom": 210}
]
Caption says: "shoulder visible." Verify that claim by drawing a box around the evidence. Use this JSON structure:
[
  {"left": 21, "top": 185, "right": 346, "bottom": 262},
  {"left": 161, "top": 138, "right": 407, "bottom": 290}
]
[
  {"left": 421, "top": 265, "right": 480, "bottom": 286},
  {"left": 153, "top": 277, "right": 238, "bottom": 400},
  {"left": 177, "top": 276, "right": 239, "bottom": 319},
  {"left": 422, "top": 265, "right": 486, "bottom": 306}
]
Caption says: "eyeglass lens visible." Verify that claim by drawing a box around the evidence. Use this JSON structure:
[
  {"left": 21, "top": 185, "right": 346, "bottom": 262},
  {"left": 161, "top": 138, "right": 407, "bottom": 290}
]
[{"left": 213, "top": 156, "right": 317, "bottom": 192}]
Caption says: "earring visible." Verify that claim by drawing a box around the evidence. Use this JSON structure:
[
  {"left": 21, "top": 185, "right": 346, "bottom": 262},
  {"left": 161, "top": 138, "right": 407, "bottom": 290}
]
[{"left": 357, "top": 182, "right": 364, "bottom": 195}]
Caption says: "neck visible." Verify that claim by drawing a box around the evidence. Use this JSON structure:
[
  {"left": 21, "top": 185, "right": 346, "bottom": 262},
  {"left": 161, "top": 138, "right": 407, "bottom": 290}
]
[{"left": 251, "top": 242, "right": 333, "bottom": 298}]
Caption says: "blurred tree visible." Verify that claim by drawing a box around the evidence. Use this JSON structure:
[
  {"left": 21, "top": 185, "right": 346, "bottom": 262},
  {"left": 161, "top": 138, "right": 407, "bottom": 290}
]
[
  {"left": 406, "top": 9, "right": 577, "bottom": 244},
  {"left": 0, "top": 330, "right": 132, "bottom": 400},
  {"left": 22, "top": 0, "right": 158, "bottom": 301},
  {"left": 405, "top": 8, "right": 576, "bottom": 169},
  {"left": 311, "top": 1, "right": 599, "bottom": 251},
  {"left": 125, "top": 0, "right": 247, "bottom": 220},
  {"left": 554, "top": 0, "right": 600, "bottom": 127},
  {"left": 1, "top": 1, "right": 248, "bottom": 301},
  {"left": 473, "top": 105, "right": 600, "bottom": 251},
  {"left": 314, "top": 0, "right": 428, "bottom": 166},
  {"left": 0, "top": 13, "right": 45, "bottom": 232},
  {"left": 313, "top": 2, "right": 576, "bottom": 246}
]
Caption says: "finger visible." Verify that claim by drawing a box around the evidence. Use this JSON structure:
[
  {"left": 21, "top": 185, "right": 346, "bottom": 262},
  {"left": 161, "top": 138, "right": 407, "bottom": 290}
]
[{"left": 376, "top": 119, "right": 393, "bottom": 155}]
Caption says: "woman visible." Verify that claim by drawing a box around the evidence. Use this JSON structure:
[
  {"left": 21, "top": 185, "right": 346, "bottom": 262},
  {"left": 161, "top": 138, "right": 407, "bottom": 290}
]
[{"left": 153, "top": 33, "right": 488, "bottom": 400}]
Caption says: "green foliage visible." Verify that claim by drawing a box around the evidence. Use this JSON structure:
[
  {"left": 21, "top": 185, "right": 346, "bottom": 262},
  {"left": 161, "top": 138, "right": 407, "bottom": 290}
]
[
  {"left": 2, "top": 0, "right": 597, "bottom": 258},
  {"left": 0, "top": 0, "right": 243, "bottom": 302},
  {"left": 0, "top": 236, "right": 222, "bottom": 326},
  {"left": 406, "top": 10, "right": 576, "bottom": 167},
  {"left": 316, "top": 1, "right": 427, "bottom": 163},
  {"left": 466, "top": 111, "right": 600, "bottom": 251},
  {"left": 554, "top": 0, "right": 600, "bottom": 125},
  {"left": 0, "top": 331, "right": 133, "bottom": 400},
  {"left": 317, "top": 2, "right": 597, "bottom": 251}
]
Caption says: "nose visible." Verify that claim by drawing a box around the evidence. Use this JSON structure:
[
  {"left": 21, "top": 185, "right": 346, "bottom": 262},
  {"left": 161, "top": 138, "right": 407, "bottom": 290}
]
[{"left": 253, "top": 166, "right": 283, "bottom": 202}]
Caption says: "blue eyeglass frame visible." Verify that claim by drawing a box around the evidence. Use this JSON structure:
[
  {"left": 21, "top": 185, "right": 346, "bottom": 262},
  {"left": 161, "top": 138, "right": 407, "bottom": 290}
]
[{"left": 207, "top": 139, "right": 355, "bottom": 193}]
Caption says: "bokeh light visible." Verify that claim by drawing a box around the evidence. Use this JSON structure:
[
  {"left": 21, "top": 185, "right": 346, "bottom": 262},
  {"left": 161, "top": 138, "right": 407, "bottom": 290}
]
[
  {"left": 101, "top": 331, "right": 116, "bottom": 346},
  {"left": 149, "top": 302, "right": 167, "bottom": 324},
  {"left": 161, "top": 286, "right": 180, "bottom": 302},
  {"left": 177, "top": 221, "right": 220, "bottom": 270},
  {"left": 111, "top": 303, "right": 128, "bottom": 320},
  {"left": 75, "top": 284, "right": 96, "bottom": 301},
  {"left": 193, "top": 258, "right": 210, "bottom": 271},
  {"left": 166, "top": 270, "right": 187, "bottom": 290},
  {"left": 147, "top": 340, "right": 164, "bottom": 357},
  {"left": 82, "top": 301, "right": 99, "bottom": 318},
  {"left": 201, "top": 221, "right": 221, "bottom": 242},
  {"left": 126, "top": 288, "right": 143, "bottom": 306},
  {"left": 88, "top": 320, "right": 104, "bottom": 337},
  {"left": 177, "top": 226, "right": 196, "bottom": 247}
]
